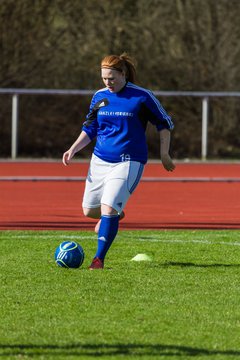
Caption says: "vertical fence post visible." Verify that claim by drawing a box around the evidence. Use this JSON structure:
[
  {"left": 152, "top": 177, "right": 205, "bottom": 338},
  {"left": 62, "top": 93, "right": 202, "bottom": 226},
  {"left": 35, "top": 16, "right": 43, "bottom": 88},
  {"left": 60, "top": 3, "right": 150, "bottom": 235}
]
[
  {"left": 11, "top": 94, "right": 19, "bottom": 159},
  {"left": 201, "top": 97, "right": 209, "bottom": 160}
]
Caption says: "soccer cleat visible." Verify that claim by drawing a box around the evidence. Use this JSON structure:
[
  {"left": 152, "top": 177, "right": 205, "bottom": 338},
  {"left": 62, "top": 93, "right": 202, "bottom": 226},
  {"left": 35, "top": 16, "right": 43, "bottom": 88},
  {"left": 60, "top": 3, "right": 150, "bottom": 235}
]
[
  {"left": 94, "top": 211, "right": 125, "bottom": 234},
  {"left": 89, "top": 257, "right": 104, "bottom": 270}
]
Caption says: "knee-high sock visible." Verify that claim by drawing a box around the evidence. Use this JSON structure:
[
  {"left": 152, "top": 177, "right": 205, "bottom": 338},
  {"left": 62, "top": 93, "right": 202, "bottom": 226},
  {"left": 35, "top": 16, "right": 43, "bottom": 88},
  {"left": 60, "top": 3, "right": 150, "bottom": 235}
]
[{"left": 95, "top": 214, "right": 119, "bottom": 260}]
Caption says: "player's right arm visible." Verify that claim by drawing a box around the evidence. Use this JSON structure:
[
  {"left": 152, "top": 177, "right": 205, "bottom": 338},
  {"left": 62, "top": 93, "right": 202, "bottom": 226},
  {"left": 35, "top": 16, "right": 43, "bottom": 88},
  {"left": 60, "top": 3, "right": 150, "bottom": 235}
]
[
  {"left": 63, "top": 93, "right": 100, "bottom": 166},
  {"left": 62, "top": 131, "right": 91, "bottom": 166}
]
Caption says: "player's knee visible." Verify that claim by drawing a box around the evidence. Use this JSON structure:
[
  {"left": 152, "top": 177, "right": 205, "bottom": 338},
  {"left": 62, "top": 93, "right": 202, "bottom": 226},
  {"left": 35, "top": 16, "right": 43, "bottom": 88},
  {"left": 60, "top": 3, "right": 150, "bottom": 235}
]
[
  {"left": 82, "top": 207, "right": 89, "bottom": 217},
  {"left": 82, "top": 207, "right": 100, "bottom": 219},
  {"left": 101, "top": 203, "right": 118, "bottom": 216}
]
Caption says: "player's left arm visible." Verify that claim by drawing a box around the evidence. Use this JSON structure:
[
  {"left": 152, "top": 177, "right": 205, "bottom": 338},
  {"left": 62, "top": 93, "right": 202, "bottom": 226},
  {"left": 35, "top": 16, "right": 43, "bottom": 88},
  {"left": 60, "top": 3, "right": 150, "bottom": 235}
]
[
  {"left": 143, "top": 93, "right": 175, "bottom": 171},
  {"left": 159, "top": 129, "right": 175, "bottom": 172}
]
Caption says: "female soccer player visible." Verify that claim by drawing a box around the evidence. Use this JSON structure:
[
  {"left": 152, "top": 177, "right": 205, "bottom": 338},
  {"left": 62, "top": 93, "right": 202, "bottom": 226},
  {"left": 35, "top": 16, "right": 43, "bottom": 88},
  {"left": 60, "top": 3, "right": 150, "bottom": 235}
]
[{"left": 62, "top": 53, "right": 175, "bottom": 269}]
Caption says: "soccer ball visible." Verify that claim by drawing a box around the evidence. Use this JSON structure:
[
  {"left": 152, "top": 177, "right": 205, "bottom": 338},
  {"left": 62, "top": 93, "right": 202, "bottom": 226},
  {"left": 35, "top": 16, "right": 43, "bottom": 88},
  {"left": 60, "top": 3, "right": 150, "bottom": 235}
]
[{"left": 54, "top": 241, "right": 85, "bottom": 268}]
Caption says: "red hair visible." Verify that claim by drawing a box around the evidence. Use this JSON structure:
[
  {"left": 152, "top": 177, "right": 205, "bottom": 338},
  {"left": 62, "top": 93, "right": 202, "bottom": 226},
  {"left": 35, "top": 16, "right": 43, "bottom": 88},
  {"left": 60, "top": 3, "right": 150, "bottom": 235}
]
[{"left": 101, "top": 53, "right": 136, "bottom": 83}]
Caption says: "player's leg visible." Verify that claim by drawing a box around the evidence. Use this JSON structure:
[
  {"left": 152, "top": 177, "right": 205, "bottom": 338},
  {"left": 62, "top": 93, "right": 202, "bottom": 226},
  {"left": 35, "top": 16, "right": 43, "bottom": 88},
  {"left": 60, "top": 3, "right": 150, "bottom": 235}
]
[
  {"left": 83, "top": 205, "right": 124, "bottom": 231},
  {"left": 94, "top": 209, "right": 125, "bottom": 233},
  {"left": 82, "top": 154, "right": 105, "bottom": 219},
  {"left": 82, "top": 207, "right": 101, "bottom": 219},
  {"left": 89, "top": 161, "right": 144, "bottom": 269},
  {"left": 89, "top": 203, "right": 119, "bottom": 269}
]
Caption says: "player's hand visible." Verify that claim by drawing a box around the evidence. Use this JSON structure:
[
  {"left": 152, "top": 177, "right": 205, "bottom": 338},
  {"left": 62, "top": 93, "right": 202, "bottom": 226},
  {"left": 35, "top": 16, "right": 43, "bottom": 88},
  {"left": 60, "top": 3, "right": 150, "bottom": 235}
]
[
  {"left": 161, "top": 153, "right": 175, "bottom": 172},
  {"left": 62, "top": 150, "right": 74, "bottom": 166}
]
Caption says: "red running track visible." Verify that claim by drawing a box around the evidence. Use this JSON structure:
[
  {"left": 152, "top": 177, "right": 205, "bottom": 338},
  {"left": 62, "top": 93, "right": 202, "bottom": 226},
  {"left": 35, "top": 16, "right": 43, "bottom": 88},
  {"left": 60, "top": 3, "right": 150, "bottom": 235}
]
[{"left": 0, "top": 161, "right": 239, "bottom": 230}]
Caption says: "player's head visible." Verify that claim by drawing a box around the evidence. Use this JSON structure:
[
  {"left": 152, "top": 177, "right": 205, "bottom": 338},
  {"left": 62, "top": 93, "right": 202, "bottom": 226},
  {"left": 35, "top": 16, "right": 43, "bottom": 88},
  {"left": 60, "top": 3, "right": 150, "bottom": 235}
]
[{"left": 101, "top": 53, "right": 136, "bottom": 92}]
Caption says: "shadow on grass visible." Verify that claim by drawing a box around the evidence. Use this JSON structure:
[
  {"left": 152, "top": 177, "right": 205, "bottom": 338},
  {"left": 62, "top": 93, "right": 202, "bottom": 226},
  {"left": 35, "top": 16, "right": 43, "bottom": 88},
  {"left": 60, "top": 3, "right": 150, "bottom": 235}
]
[
  {"left": 1, "top": 343, "right": 240, "bottom": 357},
  {"left": 163, "top": 261, "right": 240, "bottom": 268}
]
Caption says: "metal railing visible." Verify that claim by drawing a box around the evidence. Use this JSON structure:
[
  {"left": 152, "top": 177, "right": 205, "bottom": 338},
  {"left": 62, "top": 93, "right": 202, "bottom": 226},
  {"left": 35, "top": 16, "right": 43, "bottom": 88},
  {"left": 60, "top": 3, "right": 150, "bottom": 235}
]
[{"left": 1, "top": 88, "right": 240, "bottom": 160}]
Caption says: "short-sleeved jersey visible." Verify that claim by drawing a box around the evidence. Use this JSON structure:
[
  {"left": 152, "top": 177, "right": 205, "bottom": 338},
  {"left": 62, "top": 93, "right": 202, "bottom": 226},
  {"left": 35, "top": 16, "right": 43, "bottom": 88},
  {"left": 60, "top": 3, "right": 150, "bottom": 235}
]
[{"left": 82, "top": 81, "right": 174, "bottom": 164}]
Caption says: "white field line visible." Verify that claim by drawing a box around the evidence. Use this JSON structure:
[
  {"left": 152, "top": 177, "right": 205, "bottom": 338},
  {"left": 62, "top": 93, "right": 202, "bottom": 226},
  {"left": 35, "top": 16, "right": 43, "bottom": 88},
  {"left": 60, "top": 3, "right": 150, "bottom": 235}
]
[
  {"left": 1, "top": 233, "right": 240, "bottom": 247},
  {"left": 0, "top": 234, "right": 95, "bottom": 240}
]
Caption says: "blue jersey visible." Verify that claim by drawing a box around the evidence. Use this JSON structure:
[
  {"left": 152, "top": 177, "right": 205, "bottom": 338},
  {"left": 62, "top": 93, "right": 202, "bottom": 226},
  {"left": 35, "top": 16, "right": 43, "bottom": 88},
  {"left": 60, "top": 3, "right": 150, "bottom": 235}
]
[{"left": 82, "top": 82, "right": 174, "bottom": 164}]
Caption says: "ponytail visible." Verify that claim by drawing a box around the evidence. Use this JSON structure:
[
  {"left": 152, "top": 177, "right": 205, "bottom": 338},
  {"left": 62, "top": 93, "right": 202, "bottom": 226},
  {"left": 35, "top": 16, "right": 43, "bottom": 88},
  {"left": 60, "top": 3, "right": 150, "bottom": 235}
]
[{"left": 119, "top": 53, "right": 136, "bottom": 83}]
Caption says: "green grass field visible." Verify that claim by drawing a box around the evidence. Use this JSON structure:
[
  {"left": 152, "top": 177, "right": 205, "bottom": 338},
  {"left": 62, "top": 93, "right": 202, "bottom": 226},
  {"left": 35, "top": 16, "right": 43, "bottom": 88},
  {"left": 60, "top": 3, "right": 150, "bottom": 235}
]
[{"left": 1, "top": 229, "right": 240, "bottom": 360}]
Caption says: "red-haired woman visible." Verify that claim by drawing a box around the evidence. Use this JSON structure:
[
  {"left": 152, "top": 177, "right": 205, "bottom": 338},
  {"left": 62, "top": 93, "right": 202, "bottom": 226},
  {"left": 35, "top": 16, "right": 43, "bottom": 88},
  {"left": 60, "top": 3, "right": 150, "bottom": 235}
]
[{"left": 63, "top": 53, "right": 175, "bottom": 269}]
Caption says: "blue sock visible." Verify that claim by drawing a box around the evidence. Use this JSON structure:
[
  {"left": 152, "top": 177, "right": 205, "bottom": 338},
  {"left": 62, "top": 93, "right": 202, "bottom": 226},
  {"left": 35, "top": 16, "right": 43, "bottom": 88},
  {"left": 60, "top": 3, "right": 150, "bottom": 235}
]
[{"left": 95, "top": 214, "right": 119, "bottom": 261}]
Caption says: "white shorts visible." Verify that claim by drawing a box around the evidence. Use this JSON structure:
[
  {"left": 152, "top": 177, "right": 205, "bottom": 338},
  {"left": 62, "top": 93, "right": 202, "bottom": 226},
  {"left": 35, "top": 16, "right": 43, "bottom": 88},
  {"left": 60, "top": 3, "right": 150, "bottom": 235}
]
[{"left": 82, "top": 154, "right": 144, "bottom": 213}]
